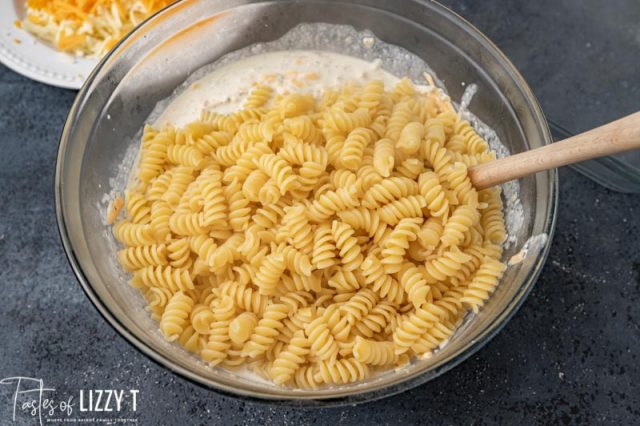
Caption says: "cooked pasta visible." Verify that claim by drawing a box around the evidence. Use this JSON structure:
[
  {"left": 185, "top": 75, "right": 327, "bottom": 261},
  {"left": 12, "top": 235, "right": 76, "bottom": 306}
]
[
  {"left": 270, "top": 330, "right": 311, "bottom": 385},
  {"left": 353, "top": 337, "right": 397, "bottom": 366},
  {"left": 331, "top": 220, "right": 364, "bottom": 271},
  {"left": 160, "top": 291, "right": 194, "bottom": 341},
  {"left": 112, "top": 77, "right": 508, "bottom": 388},
  {"left": 373, "top": 137, "right": 395, "bottom": 177},
  {"left": 396, "top": 122, "right": 425, "bottom": 155},
  {"left": 361, "top": 177, "right": 419, "bottom": 209},
  {"left": 117, "top": 244, "right": 167, "bottom": 271}
]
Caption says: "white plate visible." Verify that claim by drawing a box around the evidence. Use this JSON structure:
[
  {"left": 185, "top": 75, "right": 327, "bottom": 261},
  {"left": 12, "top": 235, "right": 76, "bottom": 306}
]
[{"left": 0, "top": 1, "right": 97, "bottom": 89}]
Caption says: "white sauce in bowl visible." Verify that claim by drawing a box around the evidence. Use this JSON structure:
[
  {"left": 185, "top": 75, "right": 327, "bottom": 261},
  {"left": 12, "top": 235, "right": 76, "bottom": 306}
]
[{"left": 156, "top": 50, "right": 434, "bottom": 127}]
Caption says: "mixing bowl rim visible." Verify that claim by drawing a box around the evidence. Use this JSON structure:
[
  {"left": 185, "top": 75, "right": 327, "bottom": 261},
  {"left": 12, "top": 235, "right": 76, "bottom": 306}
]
[{"left": 54, "top": 0, "right": 558, "bottom": 406}]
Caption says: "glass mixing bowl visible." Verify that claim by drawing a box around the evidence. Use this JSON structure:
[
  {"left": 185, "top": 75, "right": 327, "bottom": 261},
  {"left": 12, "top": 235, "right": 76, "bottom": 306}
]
[{"left": 55, "top": 0, "right": 557, "bottom": 405}]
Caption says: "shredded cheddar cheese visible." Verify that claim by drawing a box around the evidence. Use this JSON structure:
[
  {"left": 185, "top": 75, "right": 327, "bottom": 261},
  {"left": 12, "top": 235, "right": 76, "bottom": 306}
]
[
  {"left": 21, "top": 0, "right": 175, "bottom": 57},
  {"left": 106, "top": 192, "right": 124, "bottom": 225}
]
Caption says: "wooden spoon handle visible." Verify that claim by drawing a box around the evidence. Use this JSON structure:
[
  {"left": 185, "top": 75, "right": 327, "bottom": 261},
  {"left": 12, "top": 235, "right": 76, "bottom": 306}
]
[{"left": 468, "top": 111, "right": 640, "bottom": 189}]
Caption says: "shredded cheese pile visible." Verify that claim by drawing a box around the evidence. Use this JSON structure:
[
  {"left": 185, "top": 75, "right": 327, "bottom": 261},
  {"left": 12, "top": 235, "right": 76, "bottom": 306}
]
[{"left": 21, "top": 0, "right": 175, "bottom": 57}]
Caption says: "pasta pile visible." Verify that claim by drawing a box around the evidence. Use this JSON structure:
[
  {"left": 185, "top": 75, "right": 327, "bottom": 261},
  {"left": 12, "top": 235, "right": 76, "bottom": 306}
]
[
  {"left": 21, "top": 0, "right": 174, "bottom": 57},
  {"left": 112, "top": 77, "right": 508, "bottom": 388}
]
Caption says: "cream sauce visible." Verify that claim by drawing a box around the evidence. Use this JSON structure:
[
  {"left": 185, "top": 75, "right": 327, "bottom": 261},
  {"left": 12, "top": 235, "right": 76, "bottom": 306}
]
[{"left": 155, "top": 50, "right": 436, "bottom": 127}]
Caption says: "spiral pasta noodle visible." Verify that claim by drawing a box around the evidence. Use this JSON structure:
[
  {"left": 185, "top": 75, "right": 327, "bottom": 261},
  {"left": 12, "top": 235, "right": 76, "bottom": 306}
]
[
  {"left": 461, "top": 257, "right": 507, "bottom": 313},
  {"left": 284, "top": 116, "right": 323, "bottom": 145},
  {"left": 229, "top": 312, "right": 259, "bottom": 345},
  {"left": 275, "top": 243, "right": 313, "bottom": 277},
  {"left": 423, "top": 246, "right": 473, "bottom": 284},
  {"left": 306, "top": 186, "right": 360, "bottom": 222},
  {"left": 241, "top": 303, "right": 290, "bottom": 358},
  {"left": 160, "top": 292, "right": 194, "bottom": 341},
  {"left": 418, "top": 217, "right": 444, "bottom": 250},
  {"left": 418, "top": 171, "right": 449, "bottom": 218},
  {"left": 385, "top": 100, "right": 413, "bottom": 142},
  {"left": 337, "top": 207, "right": 388, "bottom": 243},
  {"left": 340, "top": 288, "right": 378, "bottom": 324},
  {"left": 359, "top": 80, "right": 385, "bottom": 110},
  {"left": 312, "top": 223, "right": 337, "bottom": 269},
  {"left": 315, "top": 358, "right": 369, "bottom": 385},
  {"left": 169, "top": 212, "right": 208, "bottom": 236},
  {"left": 454, "top": 119, "right": 489, "bottom": 155},
  {"left": 117, "top": 244, "right": 168, "bottom": 271},
  {"left": 114, "top": 221, "right": 154, "bottom": 247},
  {"left": 270, "top": 330, "right": 311, "bottom": 385},
  {"left": 480, "top": 188, "right": 507, "bottom": 244},
  {"left": 216, "top": 280, "right": 268, "bottom": 316},
  {"left": 282, "top": 205, "right": 315, "bottom": 254},
  {"left": 202, "top": 296, "right": 236, "bottom": 366},
  {"left": 361, "top": 254, "right": 405, "bottom": 305},
  {"left": 254, "top": 253, "right": 287, "bottom": 295},
  {"left": 341, "top": 127, "right": 375, "bottom": 170},
  {"left": 305, "top": 314, "right": 340, "bottom": 361},
  {"left": 380, "top": 217, "right": 423, "bottom": 273},
  {"left": 322, "top": 108, "right": 371, "bottom": 134},
  {"left": 254, "top": 153, "right": 300, "bottom": 195},
  {"left": 445, "top": 161, "right": 478, "bottom": 207},
  {"left": 373, "top": 137, "right": 395, "bottom": 177},
  {"left": 134, "top": 265, "right": 194, "bottom": 293},
  {"left": 353, "top": 337, "right": 397, "bottom": 366},
  {"left": 137, "top": 131, "right": 171, "bottom": 184},
  {"left": 378, "top": 195, "right": 427, "bottom": 225},
  {"left": 125, "top": 191, "right": 151, "bottom": 224},
  {"left": 331, "top": 220, "right": 364, "bottom": 271},
  {"left": 223, "top": 142, "right": 272, "bottom": 183},
  {"left": 166, "top": 238, "right": 192, "bottom": 269},
  {"left": 362, "top": 177, "right": 419, "bottom": 209},
  {"left": 167, "top": 144, "right": 204, "bottom": 169},
  {"left": 399, "top": 263, "right": 431, "bottom": 308},
  {"left": 190, "top": 304, "right": 215, "bottom": 335},
  {"left": 327, "top": 269, "right": 361, "bottom": 293},
  {"left": 441, "top": 205, "right": 480, "bottom": 247},
  {"left": 396, "top": 122, "right": 425, "bottom": 155},
  {"left": 112, "top": 77, "right": 508, "bottom": 388},
  {"left": 245, "top": 85, "right": 274, "bottom": 109}
]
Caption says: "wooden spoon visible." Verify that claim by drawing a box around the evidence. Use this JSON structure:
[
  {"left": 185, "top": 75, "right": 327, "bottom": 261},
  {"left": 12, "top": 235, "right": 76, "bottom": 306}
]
[{"left": 468, "top": 112, "right": 640, "bottom": 190}]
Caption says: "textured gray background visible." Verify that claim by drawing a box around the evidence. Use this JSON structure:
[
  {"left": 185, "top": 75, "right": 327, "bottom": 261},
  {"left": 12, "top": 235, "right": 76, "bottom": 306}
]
[{"left": 1, "top": 0, "right": 639, "bottom": 425}]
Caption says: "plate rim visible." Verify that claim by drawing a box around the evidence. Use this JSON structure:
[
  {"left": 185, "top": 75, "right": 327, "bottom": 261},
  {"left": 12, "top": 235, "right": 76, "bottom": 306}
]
[{"left": 0, "top": 4, "right": 96, "bottom": 89}]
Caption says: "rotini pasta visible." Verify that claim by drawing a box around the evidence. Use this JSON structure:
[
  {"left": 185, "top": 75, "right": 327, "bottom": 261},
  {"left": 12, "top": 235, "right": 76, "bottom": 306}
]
[
  {"left": 418, "top": 171, "right": 449, "bottom": 218},
  {"left": 201, "top": 296, "right": 236, "bottom": 366},
  {"left": 305, "top": 314, "right": 340, "bottom": 361},
  {"left": 361, "top": 177, "right": 419, "bottom": 209},
  {"left": 380, "top": 217, "right": 423, "bottom": 273},
  {"left": 117, "top": 244, "right": 168, "bottom": 271},
  {"left": 378, "top": 195, "right": 427, "bottom": 225},
  {"left": 270, "top": 330, "right": 311, "bottom": 385},
  {"left": 331, "top": 220, "right": 364, "bottom": 271},
  {"left": 396, "top": 122, "right": 425, "bottom": 155},
  {"left": 312, "top": 223, "right": 337, "bottom": 269},
  {"left": 229, "top": 312, "right": 259, "bottom": 345},
  {"left": 353, "top": 337, "right": 397, "bottom": 366},
  {"left": 242, "top": 303, "right": 290, "bottom": 358},
  {"left": 361, "top": 254, "right": 405, "bottom": 305},
  {"left": 245, "top": 85, "right": 274, "bottom": 109},
  {"left": 372, "top": 137, "right": 395, "bottom": 177},
  {"left": 112, "top": 77, "right": 508, "bottom": 389},
  {"left": 254, "top": 153, "right": 300, "bottom": 195},
  {"left": 160, "top": 292, "right": 194, "bottom": 341},
  {"left": 461, "top": 257, "right": 507, "bottom": 313},
  {"left": 341, "top": 127, "right": 375, "bottom": 171}
]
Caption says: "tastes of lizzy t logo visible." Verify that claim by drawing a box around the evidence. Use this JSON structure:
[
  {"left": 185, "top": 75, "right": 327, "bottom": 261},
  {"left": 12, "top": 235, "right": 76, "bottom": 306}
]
[{"left": 0, "top": 376, "right": 139, "bottom": 424}]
